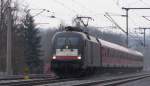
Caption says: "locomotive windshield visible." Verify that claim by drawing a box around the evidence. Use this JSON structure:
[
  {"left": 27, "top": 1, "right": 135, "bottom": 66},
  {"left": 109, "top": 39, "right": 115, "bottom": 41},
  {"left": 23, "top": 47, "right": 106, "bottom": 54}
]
[
  {"left": 52, "top": 32, "right": 84, "bottom": 56},
  {"left": 54, "top": 34, "right": 82, "bottom": 56},
  {"left": 56, "top": 37, "right": 79, "bottom": 49}
]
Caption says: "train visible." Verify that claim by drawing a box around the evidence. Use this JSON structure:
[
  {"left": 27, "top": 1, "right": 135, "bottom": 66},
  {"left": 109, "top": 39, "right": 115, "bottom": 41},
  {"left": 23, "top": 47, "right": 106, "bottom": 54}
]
[{"left": 51, "top": 26, "right": 143, "bottom": 76}]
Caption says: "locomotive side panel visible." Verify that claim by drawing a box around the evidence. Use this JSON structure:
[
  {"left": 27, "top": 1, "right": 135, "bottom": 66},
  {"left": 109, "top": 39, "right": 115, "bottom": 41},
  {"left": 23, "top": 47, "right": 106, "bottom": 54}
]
[
  {"left": 84, "top": 40, "right": 92, "bottom": 67},
  {"left": 92, "top": 42, "right": 101, "bottom": 67},
  {"left": 84, "top": 37, "right": 101, "bottom": 67}
]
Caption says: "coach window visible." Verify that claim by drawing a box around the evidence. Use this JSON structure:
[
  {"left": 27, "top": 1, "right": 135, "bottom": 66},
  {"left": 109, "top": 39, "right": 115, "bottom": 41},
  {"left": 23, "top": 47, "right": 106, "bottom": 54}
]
[
  {"left": 107, "top": 48, "right": 109, "bottom": 57},
  {"left": 139, "top": 57, "right": 141, "bottom": 61},
  {"left": 118, "top": 52, "right": 120, "bottom": 58},
  {"left": 112, "top": 49, "right": 114, "bottom": 57},
  {"left": 102, "top": 47, "right": 105, "bottom": 56},
  {"left": 123, "top": 53, "right": 125, "bottom": 59},
  {"left": 120, "top": 52, "right": 122, "bottom": 59},
  {"left": 128, "top": 54, "right": 130, "bottom": 59},
  {"left": 131, "top": 55, "right": 133, "bottom": 61},
  {"left": 133, "top": 55, "right": 135, "bottom": 61},
  {"left": 106, "top": 48, "right": 109, "bottom": 57},
  {"left": 106, "top": 48, "right": 108, "bottom": 57},
  {"left": 140, "top": 57, "right": 143, "bottom": 61},
  {"left": 116, "top": 51, "right": 118, "bottom": 58},
  {"left": 128, "top": 54, "right": 130, "bottom": 60},
  {"left": 105, "top": 48, "right": 107, "bottom": 57},
  {"left": 120, "top": 52, "right": 123, "bottom": 58},
  {"left": 113, "top": 50, "right": 117, "bottom": 58},
  {"left": 110, "top": 48, "right": 112, "bottom": 57},
  {"left": 111, "top": 49, "right": 113, "bottom": 57},
  {"left": 108, "top": 48, "right": 112, "bottom": 57},
  {"left": 137, "top": 57, "right": 139, "bottom": 61},
  {"left": 114, "top": 51, "right": 116, "bottom": 57},
  {"left": 134, "top": 55, "right": 136, "bottom": 61},
  {"left": 140, "top": 57, "right": 142, "bottom": 61},
  {"left": 122, "top": 52, "right": 124, "bottom": 59},
  {"left": 103, "top": 48, "right": 105, "bottom": 56},
  {"left": 114, "top": 50, "right": 116, "bottom": 58},
  {"left": 130, "top": 55, "right": 132, "bottom": 60},
  {"left": 119, "top": 52, "right": 120, "bottom": 58},
  {"left": 125, "top": 54, "right": 127, "bottom": 59},
  {"left": 139, "top": 58, "right": 141, "bottom": 61},
  {"left": 108, "top": 48, "right": 110, "bottom": 57}
]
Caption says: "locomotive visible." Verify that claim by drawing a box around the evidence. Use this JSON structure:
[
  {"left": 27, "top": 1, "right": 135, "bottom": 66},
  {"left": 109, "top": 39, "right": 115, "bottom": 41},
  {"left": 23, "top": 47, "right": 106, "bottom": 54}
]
[{"left": 51, "top": 26, "right": 143, "bottom": 76}]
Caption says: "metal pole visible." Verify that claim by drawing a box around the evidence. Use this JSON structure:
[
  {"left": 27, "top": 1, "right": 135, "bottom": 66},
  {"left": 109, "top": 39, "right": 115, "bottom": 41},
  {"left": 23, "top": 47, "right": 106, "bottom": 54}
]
[
  {"left": 144, "top": 28, "right": 146, "bottom": 47},
  {"left": 126, "top": 9, "right": 129, "bottom": 47},
  {"left": 6, "top": 6, "right": 12, "bottom": 75}
]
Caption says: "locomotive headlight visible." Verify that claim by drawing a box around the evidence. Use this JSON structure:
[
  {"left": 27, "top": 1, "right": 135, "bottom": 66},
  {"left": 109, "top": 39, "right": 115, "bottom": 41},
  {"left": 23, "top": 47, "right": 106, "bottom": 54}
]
[
  {"left": 77, "top": 56, "right": 81, "bottom": 60},
  {"left": 52, "top": 56, "right": 56, "bottom": 59}
]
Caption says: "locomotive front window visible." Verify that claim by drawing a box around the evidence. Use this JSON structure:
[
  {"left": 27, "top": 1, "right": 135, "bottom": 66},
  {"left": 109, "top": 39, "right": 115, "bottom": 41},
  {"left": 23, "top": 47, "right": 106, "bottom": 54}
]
[{"left": 56, "top": 37, "right": 79, "bottom": 49}]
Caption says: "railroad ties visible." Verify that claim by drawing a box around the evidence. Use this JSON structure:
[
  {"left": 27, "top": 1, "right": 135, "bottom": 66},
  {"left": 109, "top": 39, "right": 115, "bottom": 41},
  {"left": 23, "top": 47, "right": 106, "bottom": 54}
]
[
  {"left": 0, "top": 72, "right": 150, "bottom": 86},
  {"left": 35, "top": 71, "right": 150, "bottom": 86}
]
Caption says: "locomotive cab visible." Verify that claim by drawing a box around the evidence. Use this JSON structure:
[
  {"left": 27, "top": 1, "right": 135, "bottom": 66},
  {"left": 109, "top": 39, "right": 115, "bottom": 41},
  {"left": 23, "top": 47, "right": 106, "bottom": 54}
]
[{"left": 51, "top": 31, "right": 85, "bottom": 73}]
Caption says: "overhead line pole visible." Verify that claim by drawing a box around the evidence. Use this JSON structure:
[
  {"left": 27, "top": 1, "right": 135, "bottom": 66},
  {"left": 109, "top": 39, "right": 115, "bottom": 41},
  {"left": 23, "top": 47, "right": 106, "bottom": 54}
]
[
  {"left": 122, "top": 7, "right": 150, "bottom": 47},
  {"left": 6, "top": 0, "right": 12, "bottom": 75},
  {"left": 136, "top": 27, "right": 150, "bottom": 47},
  {"left": 104, "top": 12, "right": 128, "bottom": 47},
  {"left": 126, "top": 9, "right": 129, "bottom": 47},
  {"left": 144, "top": 28, "right": 146, "bottom": 47}
]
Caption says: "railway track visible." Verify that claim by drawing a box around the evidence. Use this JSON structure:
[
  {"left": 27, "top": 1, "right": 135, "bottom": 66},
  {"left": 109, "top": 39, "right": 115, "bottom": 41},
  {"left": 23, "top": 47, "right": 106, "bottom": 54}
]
[
  {"left": 36, "top": 72, "right": 150, "bottom": 86},
  {"left": 0, "top": 78, "right": 73, "bottom": 86},
  {"left": 0, "top": 75, "right": 78, "bottom": 86},
  {"left": 0, "top": 74, "right": 53, "bottom": 80},
  {"left": 0, "top": 74, "right": 57, "bottom": 86},
  {"left": 73, "top": 72, "right": 150, "bottom": 86},
  {"left": 1, "top": 72, "right": 150, "bottom": 86}
]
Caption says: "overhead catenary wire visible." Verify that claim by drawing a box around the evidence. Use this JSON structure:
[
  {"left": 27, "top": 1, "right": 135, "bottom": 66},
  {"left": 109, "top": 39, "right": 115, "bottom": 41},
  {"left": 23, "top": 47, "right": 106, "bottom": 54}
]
[
  {"left": 104, "top": 12, "right": 126, "bottom": 33},
  {"left": 51, "top": 0, "right": 78, "bottom": 15},
  {"left": 104, "top": 12, "right": 143, "bottom": 46},
  {"left": 128, "top": 18, "right": 145, "bottom": 47},
  {"left": 70, "top": 0, "right": 94, "bottom": 14},
  {"left": 124, "top": 19, "right": 144, "bottom": 46}
]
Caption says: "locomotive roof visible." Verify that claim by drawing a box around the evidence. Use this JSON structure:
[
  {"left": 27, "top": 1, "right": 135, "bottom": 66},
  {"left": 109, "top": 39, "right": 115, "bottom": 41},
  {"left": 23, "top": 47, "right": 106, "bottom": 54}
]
[
  {"left": 55, "top": 30, "right": 143, "bottom": 57},
  {"left": 99, "top": 39, "right": 143, "bottom": 57}
]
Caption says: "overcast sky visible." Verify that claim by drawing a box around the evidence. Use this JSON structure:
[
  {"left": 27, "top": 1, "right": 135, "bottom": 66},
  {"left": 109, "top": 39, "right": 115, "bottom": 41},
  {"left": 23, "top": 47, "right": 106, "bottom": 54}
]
[{"left": 18, "top": 0, "right": 150, "bottom": 32}]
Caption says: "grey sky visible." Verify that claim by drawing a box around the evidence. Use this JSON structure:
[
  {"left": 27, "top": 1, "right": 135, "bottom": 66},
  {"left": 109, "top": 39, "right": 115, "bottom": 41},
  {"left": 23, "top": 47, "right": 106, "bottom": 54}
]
[{"left": 20, "top": 0, "right": 150, "bottom": 30}]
